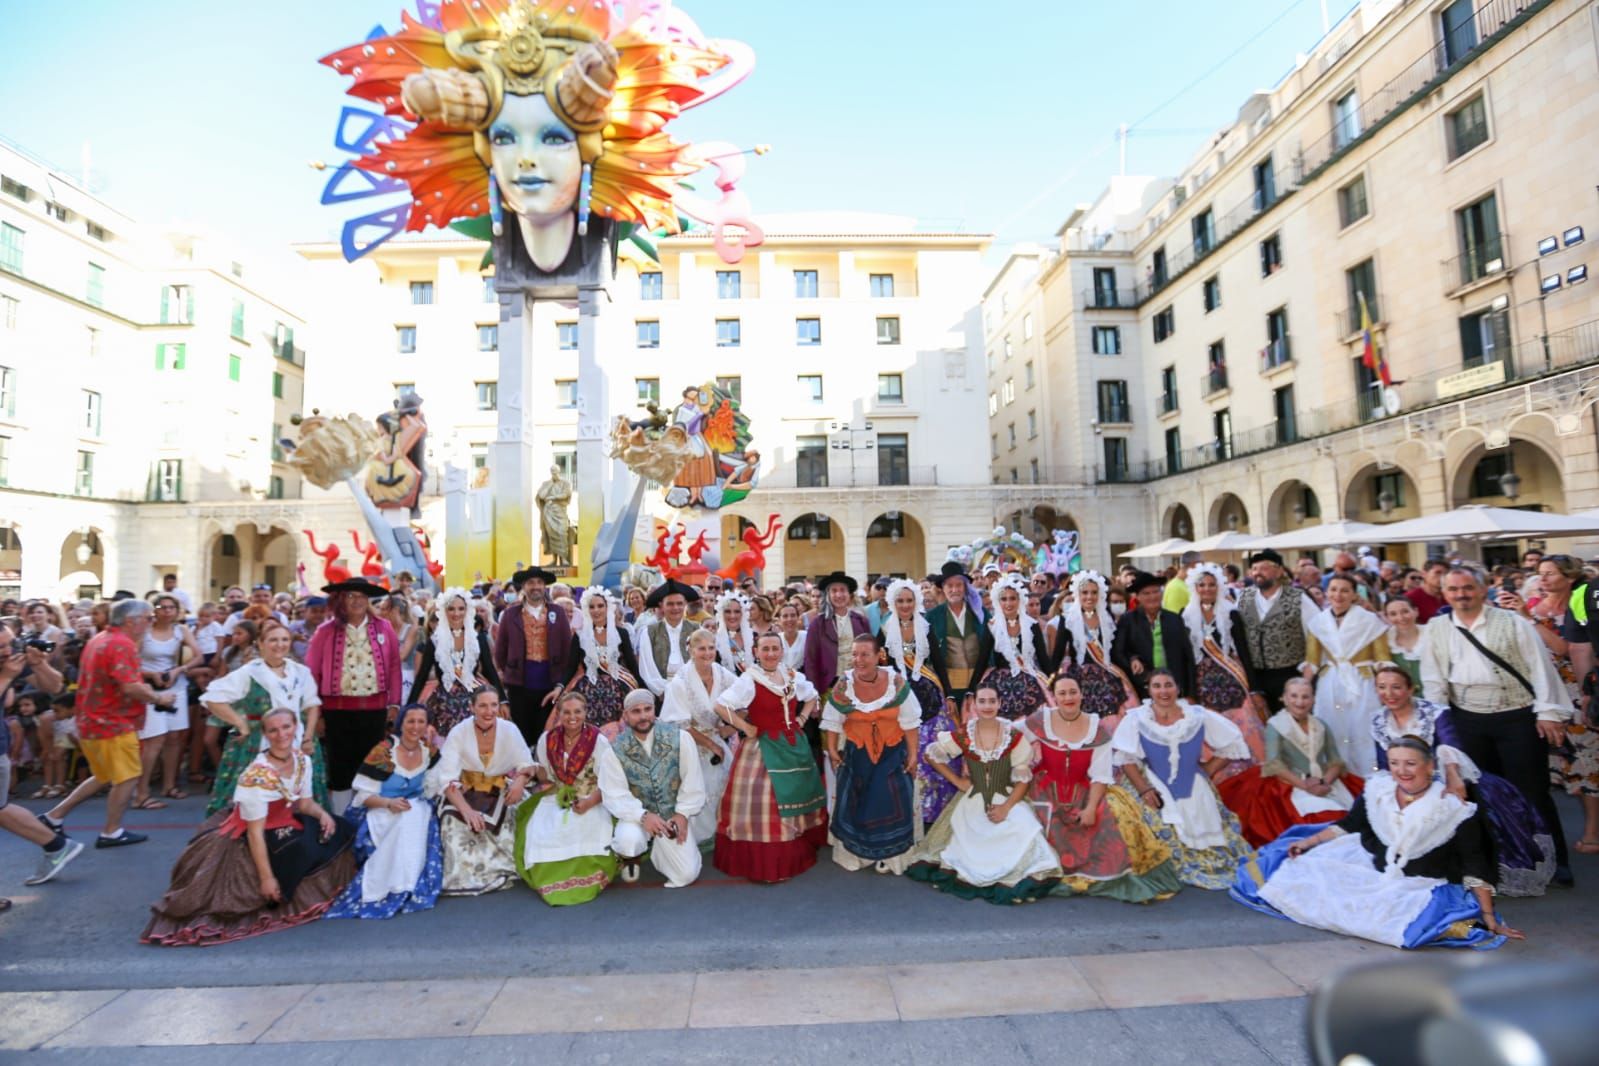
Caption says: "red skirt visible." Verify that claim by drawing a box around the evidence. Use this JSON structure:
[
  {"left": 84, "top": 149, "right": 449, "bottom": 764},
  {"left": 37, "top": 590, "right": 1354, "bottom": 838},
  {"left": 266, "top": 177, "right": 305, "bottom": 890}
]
[
  {"left": 1216, "top": 771, "right": 1365, "bottom": 848},
  {"left": 713, "top": 734, "right": 828, "bottom": 883}
]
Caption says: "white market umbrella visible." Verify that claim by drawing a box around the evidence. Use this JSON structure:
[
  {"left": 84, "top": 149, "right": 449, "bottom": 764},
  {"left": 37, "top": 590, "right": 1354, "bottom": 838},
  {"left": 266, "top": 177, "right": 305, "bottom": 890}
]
[
  {"left": 1374, "top": 505, "right": 1599, "bottom": 543},
  {"left": 1185, "top": 531, "right": 1263, "bottom": 553},
  {"left": 1248, "top": 520, "right": 1392, "bottom": 551},
  {"left": 1120, "top": 537, "right": 1193, "bottom": 559}
]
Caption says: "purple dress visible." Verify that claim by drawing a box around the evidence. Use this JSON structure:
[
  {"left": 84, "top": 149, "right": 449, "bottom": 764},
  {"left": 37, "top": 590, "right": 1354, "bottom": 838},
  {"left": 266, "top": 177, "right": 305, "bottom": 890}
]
[{"left": 1373, "top": 700, "right": 1555, "bottom": 897}]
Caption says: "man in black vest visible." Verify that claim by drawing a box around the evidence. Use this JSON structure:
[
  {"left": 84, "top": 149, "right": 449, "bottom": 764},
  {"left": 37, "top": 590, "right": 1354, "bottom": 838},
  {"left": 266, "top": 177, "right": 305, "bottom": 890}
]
[
  {"left": 1235, "top": 550, "right": 1316, "bottom": 712},
  {"left": 1111, "top": 572, "right": 1196, "bottom": 700}
]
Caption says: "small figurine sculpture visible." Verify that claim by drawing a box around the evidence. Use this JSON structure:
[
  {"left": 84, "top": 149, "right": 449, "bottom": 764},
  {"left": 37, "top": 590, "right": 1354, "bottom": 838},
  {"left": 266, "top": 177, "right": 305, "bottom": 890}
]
[{"left": 536, "top": 464, "right": 574, "bottom": 568}]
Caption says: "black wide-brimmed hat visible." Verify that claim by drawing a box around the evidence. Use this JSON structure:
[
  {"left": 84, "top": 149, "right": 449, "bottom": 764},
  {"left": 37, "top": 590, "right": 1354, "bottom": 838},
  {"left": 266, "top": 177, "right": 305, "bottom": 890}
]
[
  {"left": 938, "top": 561, "right": 970, "bottom": 587},
  {"left": 1126, "top": 572, "right": 1165, "bottom": 595},
  {"left": 645, "top": 578, "right": 697, "bottom": 609},
  {"left": 322, "top": 578, "right": 389, "bottom": 598},
  {"left": 817, "top": 571, "right": 858, "bottom": 595},
  {"left": 511, "top": 566, "right": 558, "bottom": 589},
  {"left": 1249, "top": 549, "right": 1285, "bottom": 567}
]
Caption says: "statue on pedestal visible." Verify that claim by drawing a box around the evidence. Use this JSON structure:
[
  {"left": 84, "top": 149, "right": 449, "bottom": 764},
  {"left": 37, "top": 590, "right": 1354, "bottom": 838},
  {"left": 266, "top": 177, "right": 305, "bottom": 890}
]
[{"left": 537, "top": 465, "right": 573, "bottom": 568}]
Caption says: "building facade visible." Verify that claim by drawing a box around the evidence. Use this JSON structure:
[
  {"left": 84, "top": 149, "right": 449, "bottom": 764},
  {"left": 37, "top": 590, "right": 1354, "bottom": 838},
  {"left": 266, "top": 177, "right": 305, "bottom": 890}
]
[
  {"left": 297, "top": 213, "right": 998, "bottom": 584},
  {"left": 0, "top": 139, "right": 317, "bottom": 601},
  {"left": 989, "top": 0, "right": 1599, "bottom": 569}
]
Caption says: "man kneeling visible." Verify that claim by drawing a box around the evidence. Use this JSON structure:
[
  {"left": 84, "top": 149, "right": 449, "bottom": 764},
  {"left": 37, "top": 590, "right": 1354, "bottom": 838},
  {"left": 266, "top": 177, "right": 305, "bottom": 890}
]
[{"left": 597, "top": 689, "right": 706, "bottom": 887}]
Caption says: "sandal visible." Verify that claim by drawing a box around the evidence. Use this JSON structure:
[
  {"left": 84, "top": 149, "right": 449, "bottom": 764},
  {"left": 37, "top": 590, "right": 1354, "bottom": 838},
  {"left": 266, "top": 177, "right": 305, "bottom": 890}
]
[
  {"left": 43, "top": 785, "right": 65, "bottom": 799},
  {"left": 1574, "top": 839, "right": 1599, "bottom": 854},
  {"left": 164, "top": 788, "right": 189, "bottom": 801},
  {"left": 133, "top": 797, "right": 168, "bottom": 810},
  {"left": 29, "top": 787, "right": 49, "bottom": 800}
]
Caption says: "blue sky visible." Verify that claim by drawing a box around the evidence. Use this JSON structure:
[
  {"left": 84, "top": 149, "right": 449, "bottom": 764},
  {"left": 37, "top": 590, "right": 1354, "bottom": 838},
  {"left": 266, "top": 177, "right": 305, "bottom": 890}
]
[{"left": 0, "top": 0, "right": 1347, "bottom": 259}]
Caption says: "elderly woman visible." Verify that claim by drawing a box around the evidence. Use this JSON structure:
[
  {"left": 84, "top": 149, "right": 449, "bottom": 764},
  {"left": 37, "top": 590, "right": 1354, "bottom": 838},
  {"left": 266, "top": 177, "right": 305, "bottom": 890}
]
[
  {"left": 1219, "top": 677, "right": 1361, "bottom": 847},
  {"left": 879, "top": 578, "right": 960, "bottom": 823},
  {"left": 1305, "top": 573, "right": 1391, "bottom": 777},
  {"left": 564, "top": 588, "right": 640, "bottom": 737},
  {"left": 660, "top": 629, "right": 737, "bottom": 844},
  {"left": 1371, "top": 665, "right": 1554, "bottom": 896},
  {"left": 408, "top": 588, "right": 502, "bottom": 736},
  {"left": 1182, "top": 564, "right": 1265, "bottom": 775},
  {"left": 306, "top": 579, "right": 404, "bottom": 814},
  {"left": 1233, "top": 737, "right": 1520, "bottom": 949},
  {"left": 1112, "top": 670, "right": 1256, "bottom": 889},
  {"left": 1022, "top": 675, "right": 1181, "bottom": 902},
  {"left": 1059, "top": 571, "right": 1138, "bottom": 721},
  {"left": 202, "top": 620, "right": 326, "bottom": 817},
  {"left": 979, "top": 574, "right": 1053, "bottom": 722},
  {"left": 713, "top": 632, "right": 829, "bottom": 883},
  {"left": 324, "top": 704, "right": 442, "bottom": 919},
  {"left": 430, "top": 688, "right": 535, "bottom": 895},
  {"left": 512, "top": 692, "right": 617, "bottom": 905},
  {"left": 908, "top": 681, "right": 1062, "bottom": 903},
  {"left": 143, "top": 707, "right": 356, "bottom": 945},
  {"left": 714, "top": 592, "right": 756, "bottom": 675}
]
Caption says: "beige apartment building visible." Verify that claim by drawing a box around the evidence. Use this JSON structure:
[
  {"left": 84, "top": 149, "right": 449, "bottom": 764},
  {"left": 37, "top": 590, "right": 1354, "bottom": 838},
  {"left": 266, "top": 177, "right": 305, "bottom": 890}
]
[{"left": 989, "top": 0, "right": 1599, "bottom": 569}]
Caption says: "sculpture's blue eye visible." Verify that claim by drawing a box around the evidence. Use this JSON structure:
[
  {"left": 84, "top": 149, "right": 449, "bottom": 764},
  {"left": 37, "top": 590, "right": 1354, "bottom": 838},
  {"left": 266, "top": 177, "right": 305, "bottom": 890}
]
[{"left": 489, "top": 124, "right": 516, "bottom": 146}]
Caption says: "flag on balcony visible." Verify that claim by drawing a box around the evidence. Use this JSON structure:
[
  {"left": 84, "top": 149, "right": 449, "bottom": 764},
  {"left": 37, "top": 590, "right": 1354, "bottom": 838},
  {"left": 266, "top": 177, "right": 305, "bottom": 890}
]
[{"left": 1358, "top": 291, "right": 1391, "bottom": 387}]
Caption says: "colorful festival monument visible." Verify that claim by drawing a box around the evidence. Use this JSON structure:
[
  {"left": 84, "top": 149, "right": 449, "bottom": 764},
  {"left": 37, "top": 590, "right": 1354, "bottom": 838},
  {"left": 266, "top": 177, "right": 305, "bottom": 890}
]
[{"left": 317, "top": 0, "right": 762, "bottom": 583}]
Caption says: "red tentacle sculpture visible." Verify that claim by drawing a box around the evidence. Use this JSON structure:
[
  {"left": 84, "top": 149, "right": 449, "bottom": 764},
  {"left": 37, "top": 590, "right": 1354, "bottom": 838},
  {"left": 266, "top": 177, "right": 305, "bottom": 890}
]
[
  {"left": 716, "top": 513, "right": 781, "bottom": 582},
  {"left": 303, "top": 530, "right": 351, "bottom": 585}
]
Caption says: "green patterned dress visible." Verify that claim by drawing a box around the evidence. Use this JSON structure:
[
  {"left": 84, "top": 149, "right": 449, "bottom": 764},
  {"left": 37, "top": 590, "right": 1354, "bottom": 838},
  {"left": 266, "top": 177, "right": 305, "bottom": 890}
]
[{"left": 206, "top": 675, "right": 329, "bottom": 816}]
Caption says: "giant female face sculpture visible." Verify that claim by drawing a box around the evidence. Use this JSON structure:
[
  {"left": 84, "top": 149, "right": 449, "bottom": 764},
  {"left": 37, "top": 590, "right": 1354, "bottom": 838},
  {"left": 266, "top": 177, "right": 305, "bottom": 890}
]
[{"left": 323, "top": 0, "right": 762, "bottom": 273}]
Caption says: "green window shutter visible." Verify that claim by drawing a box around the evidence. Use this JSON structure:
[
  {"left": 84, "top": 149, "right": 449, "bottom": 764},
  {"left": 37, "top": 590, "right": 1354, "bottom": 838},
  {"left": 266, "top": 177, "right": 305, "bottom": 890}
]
[
  {"left": 228, "top": 354, "right": 241, "bottom": 381},
  {"left": 174, "top": 343, "right": 186, "bottom": 370},
  {"left": 159, "top": 286, "right": 169, "bottom": 324},
  {"left": 155, "top": 343, "right": 164, "bottom": 369},
  {"left": 186, "top": 288, "right": 194, "bottom": 324}
]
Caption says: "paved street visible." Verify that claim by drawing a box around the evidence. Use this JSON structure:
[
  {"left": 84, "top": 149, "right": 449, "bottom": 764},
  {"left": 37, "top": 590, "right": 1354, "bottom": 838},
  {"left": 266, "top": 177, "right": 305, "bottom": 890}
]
[{"left": 3, "top": 792, "right": 1597, "bottom": 1063}]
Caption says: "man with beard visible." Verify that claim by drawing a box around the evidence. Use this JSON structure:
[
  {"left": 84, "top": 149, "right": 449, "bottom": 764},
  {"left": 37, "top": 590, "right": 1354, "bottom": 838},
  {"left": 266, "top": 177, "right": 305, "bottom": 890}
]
[
  {"left": 638, "top": 579, "right": 702, "bottom": 701},
  {"left": 1235, "top": 550, "right": 1318, "bottom": 712},
  {"left": 823, "top": 636, "right": 921, "bottom": 872},
  {"left": 924, "top": 562, "right": 991, "bottom": 707},
  {"left": 597, "top": 689, "right": 705, "bottom": 886},
  {"left": 493, "top": 567, "right": 573, "bottom": 745}
]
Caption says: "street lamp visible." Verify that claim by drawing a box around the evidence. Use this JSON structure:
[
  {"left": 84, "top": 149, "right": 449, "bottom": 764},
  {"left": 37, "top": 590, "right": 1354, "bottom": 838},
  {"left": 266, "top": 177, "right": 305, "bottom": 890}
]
[
  {"left": 1377, "top": 488, "right": 1396, "bottom": 516},
  {"left": 1291, "top": 502, "right": 1305, "bottom": 525},
  {"left": 1227, "top": 512, "right": 1240, "bottom": 531},
  {"left": 1499, "top": 469, "right": 1521, "bottom": 501},
  {"left": 1177, "top": 518, "right": 1191, "bottom": 538}
]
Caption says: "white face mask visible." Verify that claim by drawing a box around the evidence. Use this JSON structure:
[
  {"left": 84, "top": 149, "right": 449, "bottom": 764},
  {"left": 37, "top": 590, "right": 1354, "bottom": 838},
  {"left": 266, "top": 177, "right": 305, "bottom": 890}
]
[{"left": 1108, "top": 603, "right": 1126, "bottom": 618}]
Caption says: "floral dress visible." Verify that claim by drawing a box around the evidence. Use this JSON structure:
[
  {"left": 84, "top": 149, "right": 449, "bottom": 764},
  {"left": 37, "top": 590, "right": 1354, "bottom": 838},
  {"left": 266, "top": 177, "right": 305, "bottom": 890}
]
[
  {"left": 202, "top": 660, "right": 328, "bottom": 817},
  {"left": 882, "top": 620, "right": 961, "bottom": 824}
]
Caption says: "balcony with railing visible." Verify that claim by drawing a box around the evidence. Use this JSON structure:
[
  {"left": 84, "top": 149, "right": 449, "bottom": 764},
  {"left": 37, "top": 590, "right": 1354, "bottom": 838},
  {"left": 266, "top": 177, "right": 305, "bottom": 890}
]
[
  {"left": 1260, "top": 336, "right": 1293, "bottom": 372},
  {"left": 1443, "top": 234, "right": 1509, "bottom": 292},
  {"left": 1097, "top": 402, "right": 1133, "bottom": 425},
  {"left": 1203, "top": 366, "right": 1229, "bottom": 397},
  {"left": 1081, "top": 287, "right": 1139, "bottom": 310},
  {"left": 1159, "top": 390, "right": 1179, "bottom": 415}
]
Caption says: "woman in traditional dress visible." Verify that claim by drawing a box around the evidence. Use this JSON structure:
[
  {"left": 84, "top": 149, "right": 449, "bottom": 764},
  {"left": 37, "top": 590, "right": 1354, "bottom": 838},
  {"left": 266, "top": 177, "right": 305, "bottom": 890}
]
[
  {"left": 408, "top": 588, "right": 502, "bottom": 737},
  {"left": 1022, "top": 675, "right": 1182, "bottom": 903},
  {"left": 323, "top": 704, "right": 443, "bottom": 919},
  {"left": 143, "top": 708, "right": 356, "bottom": 945},
  {"left": 202, "top": 620, "right": 327, "bottom": 817},
  {"left": 1219, "top": 678, "right": 1362, "bottom": 847},
  {"left": 908, "top": 680, "right": 1061, "bottom": 903},
  {"left": 980, "top": 574, "right": 1052, "bottom": 721},
  {"left": 513, "top": 692, "right": 617, "bottom": 905},
  {"left": 714, "top": 591, "right": 755, "bottom": 675},
  {"left": 711, "top": 631, "right": 829, "bottom": 883},
  {"left": 1059, "top": 571, "right": 1138, "bottom": 723},
  {"left": 564, "top": 587, "right": 640, "bottom": 738},
  {"left": 430, "top": 688, "right": 536, "bottom": 896},
  {"left": 1383, "top": 596, "right": 1425, "bottom": 690},
  {"left": 1371, "top": 666, "right": 1554, "bottom": 897},
  {"left": 1182, "top": 564, "right": 1266, "bottom": 777},
  {"left": 660, "top": 629, "right": 737, "bottom": 845},
  {"left": 879, "top": 579, "right": 961, "bottom": 823},
  {"left": 776, "top": 602, "right": 807, "bottom": 672},
  {"left": 306, "top": 578, "right": 404, "bottom": 815},
  {"left": 1305, "top": 574, "right": 1391, "bottom": 777},
  {"left": 1233, "top": 737, "right": 1521, "bottom": 949},
  {"left": 1112, "top": 670, "right": 1256, "bottom": 889}
]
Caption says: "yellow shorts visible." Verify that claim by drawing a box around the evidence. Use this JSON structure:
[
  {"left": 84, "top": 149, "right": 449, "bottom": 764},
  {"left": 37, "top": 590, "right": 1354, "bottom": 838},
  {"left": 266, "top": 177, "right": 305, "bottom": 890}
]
[{"left": 80, "top": 732, "right": 142, "bottom": 785}]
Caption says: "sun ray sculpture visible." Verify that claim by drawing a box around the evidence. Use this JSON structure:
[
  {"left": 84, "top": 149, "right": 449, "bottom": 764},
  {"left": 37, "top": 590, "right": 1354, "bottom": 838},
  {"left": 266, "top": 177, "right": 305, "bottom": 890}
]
[{"left": 320, "top": 0, "right": 763, "bottom": 269}]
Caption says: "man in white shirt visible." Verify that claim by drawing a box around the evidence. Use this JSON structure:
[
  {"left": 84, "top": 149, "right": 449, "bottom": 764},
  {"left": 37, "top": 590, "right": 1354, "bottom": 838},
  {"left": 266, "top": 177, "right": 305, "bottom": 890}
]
[
  {"left": 638, "top": 580, "right": 700, "bottom": 699},
  {"left": 1235, "top": 549, "right": 1319, "bottom": 712},
  {"left": 597, "top": 689, "right": 705, "bottom": 886},
  {"left": 159, "top": 573, "right": 194, "bottom": 615},
  {"left": 220, "top": 585, "right": 288, "bottom": 635},
  {"left": 1420, "top": 565, "right": 1573, "bottom": 885}
]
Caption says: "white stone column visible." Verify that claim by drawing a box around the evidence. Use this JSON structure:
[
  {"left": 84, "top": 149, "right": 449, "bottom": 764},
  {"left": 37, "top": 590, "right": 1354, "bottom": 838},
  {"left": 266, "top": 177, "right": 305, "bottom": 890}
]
[
  {"left": 574, "top": 284, "right": 608, "bottom": 585},
  {"left": 493, "top": 291, "right": 534, "bottom": 575}
]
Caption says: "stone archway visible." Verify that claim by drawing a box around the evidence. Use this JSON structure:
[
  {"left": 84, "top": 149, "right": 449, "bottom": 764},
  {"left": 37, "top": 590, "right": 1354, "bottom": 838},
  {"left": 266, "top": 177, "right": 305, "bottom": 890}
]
[
  {"left": 1001, "top": 505, "right": 1079, "bottom": 543},
  {"left": 56, "top": 528, "right": 106, "bottom": 599},
  {"left": 1448, "top": 438, "right": 1566, "bottom": 512},
  {"left": 1267, "top": 480, "right": 1321, "bottom": 534},
  {"left": 866, "top": 511, "right": 926, "bottom": 581},
  {"left": 785, "top": 512, "right": 844, "bottom": 583},
  {"left": 1342, "top": 461, "right": 1422, "bottom": 524},
  {"left": 1208, "top": 493, "right": 1250, "bottom": 535},
  {"left": 0, "top": 523, "right": 20, "bottom": 601},
  {"left": 1165, "top": 503, "right": 1195, "bottom": 540}
]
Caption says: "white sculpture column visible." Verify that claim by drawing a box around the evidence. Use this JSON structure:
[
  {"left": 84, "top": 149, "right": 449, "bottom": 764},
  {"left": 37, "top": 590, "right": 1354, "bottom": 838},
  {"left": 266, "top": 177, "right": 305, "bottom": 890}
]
[{"left": 492, "top": 291, "right": 535, "bottom": 575}]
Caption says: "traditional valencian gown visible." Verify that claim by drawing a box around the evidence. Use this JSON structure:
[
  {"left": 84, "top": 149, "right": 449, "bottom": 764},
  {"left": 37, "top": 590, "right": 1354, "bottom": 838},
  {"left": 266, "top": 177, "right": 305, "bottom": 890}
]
[
  {"left": 881, "top": 610, "right": 961, "bottom": 824},
  {"left": 982, "top": 612, "right": 1052, "bottom": 721},
  {"left": 1218, "top": 712, "right": 1363, "bottom": 848},
  {"left": 907, "top": 719, "right": 1062, "bottom": 904},
  {"left": 513, "top": 725, "right": 618, "bottom": 905},
  {"left": 567, "top": 621, "right": 640, "bottom": 738},
  {"left": 1232, "top": 775, "right": 1506, "bottom": 950},
  {"left": 143, "top": 751, "right": 356, "bottom": 945},
  {"left": 1060, "top": 604, "right": 1137, "bottom": 722},
  {"left": 202, "top": 658, "right": 328, "bottom": 817},
  {"left": 822, "top": 670, "right": 922, "bottom": 872},
  {"left": 1372, "top": 700, "right": 1554, "bottom": 897},
  {"left": 430, "top": 717, "right": 534, "bottom": 896},
  {"left": 1021, "top": 709, "right": 1182, "bottom": 902},
  {"left": 1182, "top": 597, "right": 1267, "bottom": 780},
  {"left": 659, "top": 660, "right": 738, "bottom": 845},
  {"left": 1305, "top": 605, "right": 1391, "bottom": 778},
  {"left": 323, "top": 737, "right": 442, "bottom": 920},
  {"left": 1111, "top": 702, "right": 1257, "bottom": 889},
  {"left": 408, "top": 623, "right": 501, "bottom": 737},
  {"left": 713, "top": 666, "right": 829, "bottom": 883}
]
